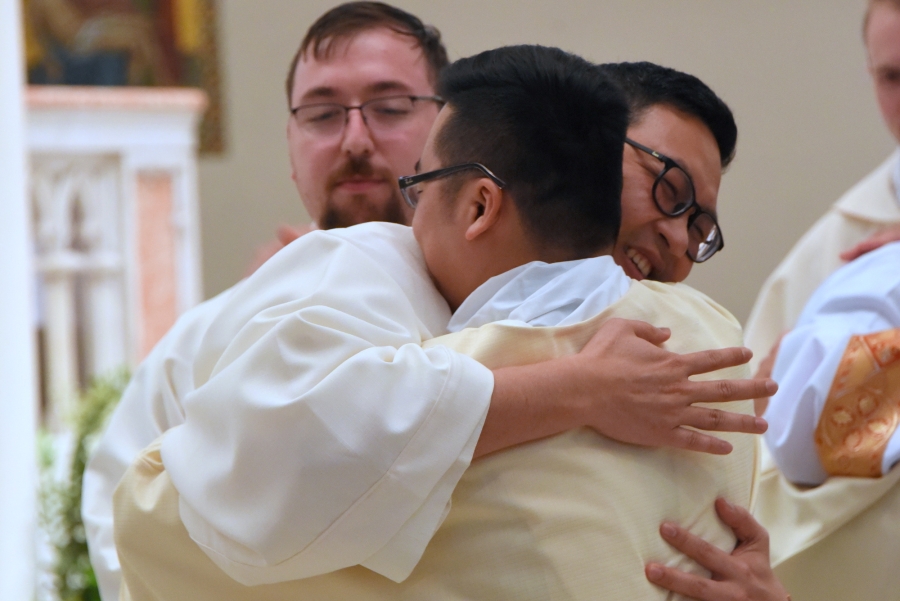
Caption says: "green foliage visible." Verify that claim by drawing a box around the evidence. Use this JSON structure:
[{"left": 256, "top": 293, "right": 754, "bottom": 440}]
[{"left": 39, "top": 370, "right": 129, "bottom": 601}]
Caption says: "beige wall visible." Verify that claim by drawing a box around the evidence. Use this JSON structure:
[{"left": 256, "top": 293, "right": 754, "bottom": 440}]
[{"left": 199, "top": 0, "right": 896, "bottom": 324}]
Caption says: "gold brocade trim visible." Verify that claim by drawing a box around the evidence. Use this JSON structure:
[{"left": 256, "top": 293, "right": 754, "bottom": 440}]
[{"left": 815, "top": 328, "right": 900, "bottom": 477}]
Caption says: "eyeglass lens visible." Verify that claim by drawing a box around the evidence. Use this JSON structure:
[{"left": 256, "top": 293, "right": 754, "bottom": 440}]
[
  {"left": 652, "top": 164, "right": 694, "bottom": 217},
  {"left": 688, "top": 212, "right": 721, "bottom": 262},
  {"left": 401, "top": 183, "right": 422, "bottom": 208},
  {"left": 293, "top": 96, "right": 424, "bottom": 137}
]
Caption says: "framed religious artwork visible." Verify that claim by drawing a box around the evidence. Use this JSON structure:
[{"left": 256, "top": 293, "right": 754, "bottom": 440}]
[{"left": 22, "top": 0, "right": 225, "bottom": 153}]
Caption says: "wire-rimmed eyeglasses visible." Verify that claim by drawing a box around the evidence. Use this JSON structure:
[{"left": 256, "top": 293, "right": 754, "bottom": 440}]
[
  {"left": 290, "top": 95, "right": 443, "bottom": 137},
  {"left": 625, "top": 137, "right": 724, "bottom": 263},
  {"left": 398, "top": 163, "right": 506, "bottom": 208}
]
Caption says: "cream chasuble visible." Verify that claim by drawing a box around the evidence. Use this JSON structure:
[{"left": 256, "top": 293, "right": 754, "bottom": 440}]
[
  {"left": 744, "top": 151, "right": 900, "bottom": 372},
  {"left": 115, "top": 278, "right": 756, "bottom": 601}
]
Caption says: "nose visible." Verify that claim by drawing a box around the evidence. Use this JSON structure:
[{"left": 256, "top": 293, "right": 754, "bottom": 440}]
[
  {"left": 657, "top": 213, "right": 691, "bottom": 260},
  {"left": 340, "top": 108, "right": 375, "bottom": 157}
]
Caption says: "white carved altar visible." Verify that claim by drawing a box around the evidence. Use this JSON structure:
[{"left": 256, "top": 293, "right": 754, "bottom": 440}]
[{"left": 27, "top": 86, "right": 207, "bottom": 427}]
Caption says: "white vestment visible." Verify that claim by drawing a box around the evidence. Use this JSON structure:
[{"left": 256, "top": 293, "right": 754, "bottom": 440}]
[
  {"left": 754, "top": 242, "right": 900, "bottom": 601},
  {"left": 83, "top": 222, "right": 495, "bottom": 599},
  {"left": 82, "top": 287, "right": 235, "bottom": 600},
  {"left": 744, "top": 151, "right": 900, "bottom": 371},
  {"left": 763, "top": 241, "right": 900, "bottom": 484}
]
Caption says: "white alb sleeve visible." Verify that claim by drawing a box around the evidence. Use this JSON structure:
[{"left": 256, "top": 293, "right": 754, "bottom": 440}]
[
  {"left": 82, "top": 289, "right": 234, "bottom": 601},
  {"left": 764, "top": 293, "right": 900, "bottom": 485},
  {"left": 159, "top": 233, "right": 493, "bottom": 585}
]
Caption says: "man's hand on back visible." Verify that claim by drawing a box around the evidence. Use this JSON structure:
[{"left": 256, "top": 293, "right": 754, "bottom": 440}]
[
  {"left": 646, "top": 498, "right": 790, "bottom": 601},
  {"left": 568, "top": 319, "right": 771, "bottom": 454},
  {"left": 476, "top": 318, "right": 774, "bottom": 458}
]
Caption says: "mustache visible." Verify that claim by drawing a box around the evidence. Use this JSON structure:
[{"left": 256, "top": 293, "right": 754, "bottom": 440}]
[{"left": 325, "top": 156, "right": 396, "bottom": 190}]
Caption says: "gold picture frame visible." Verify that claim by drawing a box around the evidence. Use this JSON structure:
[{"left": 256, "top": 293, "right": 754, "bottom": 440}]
[{"left": 23, "top": 0, "right": 225, "bottom": 153}]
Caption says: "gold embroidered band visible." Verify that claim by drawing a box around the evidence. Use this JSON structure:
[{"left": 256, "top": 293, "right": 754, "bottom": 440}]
[{"left": 815, "top": 327, "right": 900, "bottom": 478}]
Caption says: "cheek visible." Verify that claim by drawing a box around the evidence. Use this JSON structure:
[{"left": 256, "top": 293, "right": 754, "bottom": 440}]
[
  {"left": 380, "top": 131, "right": 430, "bottom": 176},
  {"left": 617, "top": 194, "right": 654, "bottom": 242},
  {"left": 291, "top": 137, "right": 337, "bottom": 183},
  {"left": 413, "top": 213, "right": 444, "bottom": 283},
  {"left": 876, "top": 84, "right": 900, "bottom": 130},
  {"left": 669, "top": 257, "right": 693, "bottom": 283}
]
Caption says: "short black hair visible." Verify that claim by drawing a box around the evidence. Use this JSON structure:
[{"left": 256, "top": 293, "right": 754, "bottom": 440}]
[
  {"left": 599, "top": 61, "right": 737, "bottom": 169},
  {"left": 286, "top": 2, "right": 449, "bottom": 104},
  {"left": 435, "top": 45, "right": 629, "bottom": 258}
]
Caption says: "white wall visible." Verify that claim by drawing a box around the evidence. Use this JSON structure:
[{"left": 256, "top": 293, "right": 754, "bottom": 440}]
[
  {"left": 200, "top": 0, "right": 894, "bottom": 323},
  {"left": 0, "top": 0, "right": 38, "bottom": 598}
]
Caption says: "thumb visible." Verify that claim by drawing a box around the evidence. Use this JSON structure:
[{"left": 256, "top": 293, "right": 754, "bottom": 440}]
[
  {"left": 276, "top": 224, "right": 305, "bottom": 246},
  {"left": 715, "top": 497, "right": 767, "bottom": 547},
  {"left": 628, "top": 320, "right": 671, "bottom": 346}
]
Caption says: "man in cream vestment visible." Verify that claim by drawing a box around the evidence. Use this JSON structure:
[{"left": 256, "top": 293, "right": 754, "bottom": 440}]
[
  {"left": 755, "top": 242, "right": 900, "bottom": 601},
  {"left": 745, "top": 0, "right": 900, "bottom": 370},
  {"left": 114, "top": 252, "right": 756, "bottom": 601}
]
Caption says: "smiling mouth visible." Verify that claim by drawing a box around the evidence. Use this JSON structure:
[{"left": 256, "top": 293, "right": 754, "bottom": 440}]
[{"left": 626, "top": 248, "right": 652, "bottom": 278}]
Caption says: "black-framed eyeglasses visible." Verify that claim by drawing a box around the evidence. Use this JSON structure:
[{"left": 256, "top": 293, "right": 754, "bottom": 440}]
[
  {"left": 290, "top": 95, "right": 443, "bottom": 137},
  {"left": 625, "top": 137, "right": 724, "bottom": 263},
  {"left": 398, "top": 163, "right": 507, "bottom": 208}
]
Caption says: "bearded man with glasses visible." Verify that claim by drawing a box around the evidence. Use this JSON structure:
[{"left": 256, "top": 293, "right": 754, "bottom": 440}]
[{"left": 283, "top": 7, "right": 445, "bottom": 231}]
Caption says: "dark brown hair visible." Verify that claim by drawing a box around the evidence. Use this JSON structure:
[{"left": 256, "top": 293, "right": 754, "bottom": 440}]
[{"left": 285, "top": 2, "right": 449, "bottom": 105}]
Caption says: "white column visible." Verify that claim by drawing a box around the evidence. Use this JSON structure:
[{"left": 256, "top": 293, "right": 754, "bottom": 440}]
[{"left": 0, "top": 1, "right": 39, "bottom": 599}]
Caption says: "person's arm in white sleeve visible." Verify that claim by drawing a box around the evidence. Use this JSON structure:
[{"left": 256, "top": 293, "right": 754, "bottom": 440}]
[
  {"left": 764, "top": 317, "right": 867, "bottom": 485},
  {"left": 83, "top": 289, "right": 236, "bottom": 601},
  {"left": 158, "top": 228, "right": 493, "bottom": 585},
  {"left": 764, "top": 243, "right": 900, "bottom": 485}
]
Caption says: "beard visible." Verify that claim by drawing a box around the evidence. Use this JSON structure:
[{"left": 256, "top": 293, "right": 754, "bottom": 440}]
[{"left": 319, "top": 155, "right": 410, "bottom": 230}]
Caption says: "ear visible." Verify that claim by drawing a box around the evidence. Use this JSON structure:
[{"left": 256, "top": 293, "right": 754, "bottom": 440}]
[{"left": 463, "top": 178, "right": 505, "bottom": 242}]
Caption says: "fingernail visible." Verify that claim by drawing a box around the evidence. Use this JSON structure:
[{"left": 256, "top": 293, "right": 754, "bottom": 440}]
[
  {"left": 755, "top": 417, "right": 768, "bottom": 432},
  {"left": 721, "top": 497, "right": 735, "bottom": 511},
  {"left": 766, "top": 380, "right": 778, "bottom": 394},
  {"left": 661, "top": 523, "right": 677, "bottom": 538},
  {"left": 647, "top": 564, "right": 663, "bottom": 579}
]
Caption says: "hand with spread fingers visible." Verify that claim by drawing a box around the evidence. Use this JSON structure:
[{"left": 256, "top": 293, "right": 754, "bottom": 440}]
[
  {"left": 646, "top": 498, "right": 791, "bottom": 601},
  {"left": 571, "top": 319, "right": 773, "bottom": 455},
  {"left": 478, "top": 318, "right": 774, "bottom": 458}
]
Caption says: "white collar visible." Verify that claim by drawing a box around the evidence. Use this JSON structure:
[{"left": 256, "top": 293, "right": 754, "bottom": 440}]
[{"left": 447, "top": 255, "right": 631, "bottom": 332}]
